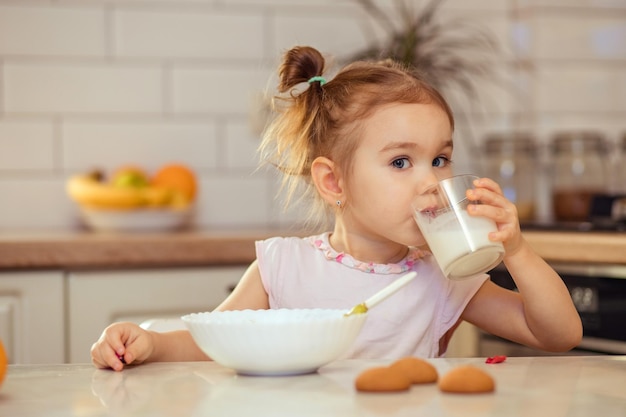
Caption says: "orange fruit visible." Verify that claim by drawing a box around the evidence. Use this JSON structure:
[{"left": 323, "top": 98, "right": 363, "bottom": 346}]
[
  {"left": 0, "top": 339, "right": 7, "bottom": 387},
  {"left": 151, "top": 164, "right": 198, "bottom": 203}
]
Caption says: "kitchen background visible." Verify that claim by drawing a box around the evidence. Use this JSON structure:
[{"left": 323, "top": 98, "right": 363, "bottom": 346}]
[{"left": 0, "top": 0, "right": 625, "bottom": 231}]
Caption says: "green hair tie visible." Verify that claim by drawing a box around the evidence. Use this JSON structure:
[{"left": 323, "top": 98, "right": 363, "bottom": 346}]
[{"left": 307, "top": 76, "right": 327, "bottom": 86}]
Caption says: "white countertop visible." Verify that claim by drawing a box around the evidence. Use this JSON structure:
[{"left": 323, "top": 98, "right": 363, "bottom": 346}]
[{"left": 1, "top": 356, "right": 625, "bottom": 416}]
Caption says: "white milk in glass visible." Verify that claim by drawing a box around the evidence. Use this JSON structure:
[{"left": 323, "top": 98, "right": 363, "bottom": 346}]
[{"left": 418, "top": 208, "right": 504, "bottom": 279}]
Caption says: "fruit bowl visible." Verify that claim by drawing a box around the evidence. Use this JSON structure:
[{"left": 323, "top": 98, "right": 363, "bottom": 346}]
[
  {"left": 66, "top": 164, "right": 199, "bottom": 232},
  {"left": 79, "top": 207, "right": 192, "bottom": 232},
  {"left": 182, "top": 308, "right": 368, "bottom": 376}
]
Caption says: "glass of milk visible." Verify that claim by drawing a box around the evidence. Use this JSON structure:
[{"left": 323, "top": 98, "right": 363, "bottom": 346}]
[{"left": 412, "top": 174, "right": 504, "bottom": 279}]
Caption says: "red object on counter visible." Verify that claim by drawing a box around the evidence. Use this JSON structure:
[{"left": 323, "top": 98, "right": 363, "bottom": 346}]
[{"left": 486, "top": 355, "right": 507, "bottom": 364}]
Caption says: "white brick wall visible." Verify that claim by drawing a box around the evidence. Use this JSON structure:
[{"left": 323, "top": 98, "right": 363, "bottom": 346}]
[
  {"left": 62, "top": 121, "right": 219, "bottom": 171},
  {"left": 0, "top": 5, "right": 106, "bottom": 57},
  {"left": 0, "top": 0, "right": 624, "bottom": 230},
  {"left": 0, "top": 120, "right": 55, "bottom": 170},
  {"left": 172, "top": 66, "right": 272, "bottom": 114},
  {"left": 4, "top": 63, "right": 163, "bottom": 113},
  {"left": 114, "top": 10, "right": 266, "bottom": 59}
]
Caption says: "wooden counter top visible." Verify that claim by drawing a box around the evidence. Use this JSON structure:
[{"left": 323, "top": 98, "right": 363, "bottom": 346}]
[
  {"left": 0, "top": 229, "right": 624, "bottom": 271},
  {"left": 0, "top": 229, "right": 282, "bottom": 270},
  {"left": 523, "top": 230, "right": 625, "bottom": 265}
]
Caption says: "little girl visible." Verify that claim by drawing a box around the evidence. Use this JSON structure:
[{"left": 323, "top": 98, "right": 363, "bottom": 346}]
[{"left": 91, "top": 46, "right": 582, "bottom": 371}]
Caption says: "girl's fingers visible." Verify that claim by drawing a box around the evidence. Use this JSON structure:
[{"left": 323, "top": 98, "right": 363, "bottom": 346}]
[
  {"left": 468, "top": 177, "right": 524, "bottom": 253},
  {"left": 91, "top": 326, "right": 131, "bottom": 371},
  {"left": 468, "top": 181, "right": 514, "bottom": 212},
  {"left": 100, "top": 339, "right": 126, "bottom": 371},
  {"left": 109, "top": 353, "right": 125, "bottom": 371},
  {"left": 467, "top": 188, "right": 507, "bottom": 210},
  {"left": 92, "top": 343, "right": 124, "bottom": 371},
  {"left": 473, "top": 177, "right": 502, "bottom": 194},
  {"left": 468, "top": 201, "right": 511, "bottom": 223}
]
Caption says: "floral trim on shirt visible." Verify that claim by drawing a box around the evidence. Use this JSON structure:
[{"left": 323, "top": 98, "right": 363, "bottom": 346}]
[{"left": 307, "top": 233, "right": 427, "bottom": 274}]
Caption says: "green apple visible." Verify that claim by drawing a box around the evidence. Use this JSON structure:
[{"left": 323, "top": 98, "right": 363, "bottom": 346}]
[{"left": 111, "top": 167, "right": 149, "bottom": 188}]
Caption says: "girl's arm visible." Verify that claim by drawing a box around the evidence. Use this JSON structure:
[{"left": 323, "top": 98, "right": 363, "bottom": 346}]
[
  {"left": 92, "top": 260, "right": 268, "bottom": 370},
  {"left": 150, "top": 260, "right": 269, "bottom": 361},
  {"left": 214, "top": 260, "right": 269, "bottom": 311},
  {"left": 463, "top": 241, "right": 582, "bottom": 351},
  {"left": 461, "top": 178, "right": 582, "bottom": 352}
]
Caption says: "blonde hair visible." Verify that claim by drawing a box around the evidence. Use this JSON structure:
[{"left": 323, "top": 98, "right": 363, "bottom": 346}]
[{"left": 259, "top": 46, "right": 454, "bottom": 228}]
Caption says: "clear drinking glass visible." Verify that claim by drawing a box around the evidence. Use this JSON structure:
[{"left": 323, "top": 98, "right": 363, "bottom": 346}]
[{"left": 412, "top": 174, "right": 504, "bottom": 279}]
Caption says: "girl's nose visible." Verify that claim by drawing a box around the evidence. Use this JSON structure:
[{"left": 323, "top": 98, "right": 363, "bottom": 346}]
[{"left": 418, "top": 170, "right": 440, "bottom": 195}]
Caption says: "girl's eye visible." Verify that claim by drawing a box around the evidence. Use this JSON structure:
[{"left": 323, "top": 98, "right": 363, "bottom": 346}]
[
  {"left": 432, "top": 156, "right": 451, "bottom": 167},
  {"left": 391, "top": 157, "right": 411, "bottom": 169}
]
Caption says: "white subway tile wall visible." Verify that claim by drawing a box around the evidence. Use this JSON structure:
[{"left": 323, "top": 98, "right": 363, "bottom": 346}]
[
  {"left": 114, "top": 10, "right": 266, "bottom": 59},
  {"left": 5, "top": 63, "right": 164, "bottom": 113},
  {"left": 0, "top": 121, "right": 55, "bottom": 170},
  {"left": 172, "top": 67, "right": 272, "bottom": 114},
  {"left": 0, "top": 6, "right": 106, "bottom": 57},
  {"left": 0, "top": 0, "right": 624, "bottom": 230},
  {"left": 62, "top": 121, "right": 220, "bottom": 171}
]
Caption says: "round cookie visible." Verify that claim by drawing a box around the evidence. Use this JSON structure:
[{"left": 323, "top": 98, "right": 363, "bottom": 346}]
[
  {"left": 438, "top": 365, "right": 495, "bottom": 394},
  {"left": 355, "top": 366, "right": 412, "bottom": 392},
  {"left": 389, "top": 357, "right": 438, "bottom": 384}
]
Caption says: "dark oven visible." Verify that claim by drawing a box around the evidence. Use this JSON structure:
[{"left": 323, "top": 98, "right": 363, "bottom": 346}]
[{"left": 481, "top": 261, "right": 626, "bottom": 356}]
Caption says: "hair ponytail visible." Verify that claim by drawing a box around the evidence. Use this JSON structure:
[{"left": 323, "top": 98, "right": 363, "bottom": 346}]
[
  {"left": 278, "top": 46, "right": 326, "bottom": 92},
  {"left": 259, "top": 46, "right": 331, "bottom": 226}
]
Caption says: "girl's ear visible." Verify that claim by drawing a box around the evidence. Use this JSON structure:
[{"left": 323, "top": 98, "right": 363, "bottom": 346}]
[{"left": 311, "top": 156, "right": 343, "bottom": 205}]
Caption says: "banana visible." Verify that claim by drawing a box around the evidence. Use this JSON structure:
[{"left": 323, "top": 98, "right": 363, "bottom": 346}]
[
  {"left": 67, "top": 173, "right": 145, "bottom": 209},
  {"left": 67, "top": 173, "right": 177, "bottom": 211},
  {"left": 142, "top": 186, "right": 174, "bottom": 207}
]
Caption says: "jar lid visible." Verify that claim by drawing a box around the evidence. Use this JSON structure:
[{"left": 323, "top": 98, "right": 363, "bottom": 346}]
[
  {"left": 484, "top": 132, "right": 536, "bottom": 155},
  {"left": 551, "top": 131, "right": 607, "bottom": 154}
]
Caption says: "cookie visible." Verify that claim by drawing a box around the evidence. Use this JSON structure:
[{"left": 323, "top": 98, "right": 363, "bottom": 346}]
[
  {"left": 389, "top": 357, "right": 438, "bottom": 384},
  {"left": 438, "top": 365, "right": 495, "bottom": 394},
  {"left": 355, "top": 366, "right": 412, "bottom": 392}
]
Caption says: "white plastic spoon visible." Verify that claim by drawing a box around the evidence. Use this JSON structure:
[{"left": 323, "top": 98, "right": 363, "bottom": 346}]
[{"left": 344, "top": 271, "right": 417, "bottom": 316}]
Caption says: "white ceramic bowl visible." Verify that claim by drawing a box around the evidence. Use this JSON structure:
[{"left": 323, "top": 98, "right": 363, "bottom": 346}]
[
  {"left": 182, "top": 309, "right": 367, "bottom": 376},
  {"left": 79, "top": 207, "right": 192, "bottom": 232}
]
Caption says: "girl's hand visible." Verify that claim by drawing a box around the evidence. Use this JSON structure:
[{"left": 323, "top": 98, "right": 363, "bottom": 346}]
[
  {"left": 466, "top": 177, "right": 524, "bottom": 256},
  {"left": 91, "top": 322, "right": 155, "bottom": 371}
]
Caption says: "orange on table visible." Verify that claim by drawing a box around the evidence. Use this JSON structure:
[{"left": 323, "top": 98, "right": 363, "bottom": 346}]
[
  {"left": 151, "top": 163, "right": 198, "bottom": 203},
  {"left": 0, "top": 339, "right": 7, "bottom": 388}
]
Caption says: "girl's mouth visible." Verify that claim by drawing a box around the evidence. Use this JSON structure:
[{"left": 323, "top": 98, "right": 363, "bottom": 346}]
[{"left": 419, "top": 205, "right": 439, "bottom": 218}]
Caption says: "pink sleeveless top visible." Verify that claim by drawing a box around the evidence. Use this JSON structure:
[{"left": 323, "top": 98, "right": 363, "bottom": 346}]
[{"left": 256, "top": 233, "right": 488, "bottom": 359}]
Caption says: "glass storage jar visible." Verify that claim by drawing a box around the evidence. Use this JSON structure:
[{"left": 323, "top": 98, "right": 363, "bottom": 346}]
[
  {"left": 550, "top": 131, "right": 608, "bottom": 222},
  {"left": 616, "top": 134, "right": 626, "bottom": 194},
  {"left": 483, "top": 132, "right": 537, "bottom": 222}
]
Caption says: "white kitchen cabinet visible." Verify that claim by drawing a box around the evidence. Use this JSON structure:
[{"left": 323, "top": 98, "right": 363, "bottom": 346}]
[
  {"left": 445, "top": 321, "right": 480, "bottom": 357},
  {"left": 0, "top": 272, "right": 65, "bottom": 364},
  {"left": 67, "top": 266, "right": 245, "bottom": 363}
]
